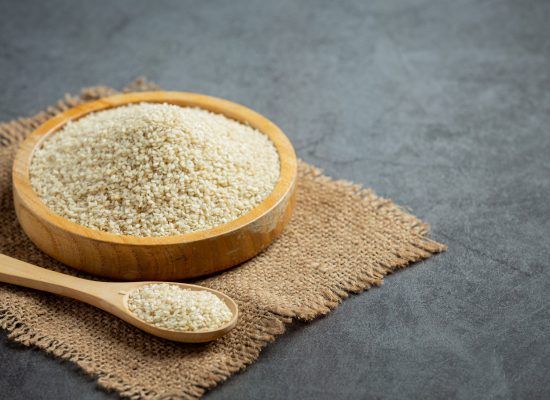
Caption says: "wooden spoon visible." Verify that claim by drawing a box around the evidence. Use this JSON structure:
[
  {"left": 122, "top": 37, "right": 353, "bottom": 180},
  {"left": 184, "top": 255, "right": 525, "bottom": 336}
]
[{"left": 0, "top": 254, "right": 238, "bottom": 343}]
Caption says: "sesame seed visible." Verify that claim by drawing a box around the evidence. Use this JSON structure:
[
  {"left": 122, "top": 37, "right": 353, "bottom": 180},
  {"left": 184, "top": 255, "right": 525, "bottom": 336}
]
[
  {"left": 30, "top": 103, "right": 280, "bottom": 236},
  {"left": 127, "top": 284, "right": 232, "bottom": 331}
]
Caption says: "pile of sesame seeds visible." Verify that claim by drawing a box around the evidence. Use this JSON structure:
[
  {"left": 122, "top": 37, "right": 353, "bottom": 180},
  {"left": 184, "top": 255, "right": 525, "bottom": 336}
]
[
  {"left": 29, "top": 103, "right": 280, "bottom": 236},
  {"left": 127, "top": 284, "right": 233, "bottom": 331}
]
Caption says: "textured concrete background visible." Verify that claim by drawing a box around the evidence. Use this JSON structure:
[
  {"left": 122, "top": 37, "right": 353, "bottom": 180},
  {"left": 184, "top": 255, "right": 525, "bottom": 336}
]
[{"left": 0, "top": 0, "right": 549, "bottom": 399}]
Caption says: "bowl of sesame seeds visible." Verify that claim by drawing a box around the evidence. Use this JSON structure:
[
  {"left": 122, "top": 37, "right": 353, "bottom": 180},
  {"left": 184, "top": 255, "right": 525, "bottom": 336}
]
[{"left": 12, "top": 91, "right": 297, "bottom": 280}]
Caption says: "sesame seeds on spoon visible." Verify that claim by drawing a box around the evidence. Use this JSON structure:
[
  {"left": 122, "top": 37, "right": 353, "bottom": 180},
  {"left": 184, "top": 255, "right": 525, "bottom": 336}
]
[{"left": 0, "top": 254, "right": 239, "bottom": 342}]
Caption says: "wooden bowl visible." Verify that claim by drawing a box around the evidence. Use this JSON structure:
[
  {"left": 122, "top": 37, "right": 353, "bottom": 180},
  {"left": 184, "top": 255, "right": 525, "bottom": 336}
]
[{"left": 12, "top": 91, "right": 297, "bottom": 281}]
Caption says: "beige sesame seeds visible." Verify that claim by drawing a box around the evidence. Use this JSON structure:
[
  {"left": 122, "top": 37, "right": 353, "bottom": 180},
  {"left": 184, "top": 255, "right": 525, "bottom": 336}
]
[
  {"left": 29, "top": 103, "right": 280, "bottom": 237},
  {"left": 127, "top": 284, "right": 232, "bottom": 331}
]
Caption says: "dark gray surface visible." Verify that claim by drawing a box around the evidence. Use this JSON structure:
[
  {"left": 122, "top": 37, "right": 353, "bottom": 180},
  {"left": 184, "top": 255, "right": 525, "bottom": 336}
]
[{"left": 0, "top": 0, "right": 549, "bottom": 398}]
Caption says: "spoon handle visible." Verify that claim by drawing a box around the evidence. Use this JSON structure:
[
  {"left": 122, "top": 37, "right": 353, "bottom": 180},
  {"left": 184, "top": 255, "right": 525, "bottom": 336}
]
[{"left": 0, "top": 253, "right": 104, "bottom": 303}]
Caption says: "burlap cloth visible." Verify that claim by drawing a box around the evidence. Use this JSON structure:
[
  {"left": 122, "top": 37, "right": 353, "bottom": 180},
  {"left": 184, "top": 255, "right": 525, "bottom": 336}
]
[{"left": 0, "top": 79, "right": 446, "bottom": 399}]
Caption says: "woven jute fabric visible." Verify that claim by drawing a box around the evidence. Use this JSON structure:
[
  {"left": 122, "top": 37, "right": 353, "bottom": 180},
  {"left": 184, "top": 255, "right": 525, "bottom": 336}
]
[{"left": 0, "top": 79, "right": 446, "bottom": 399}]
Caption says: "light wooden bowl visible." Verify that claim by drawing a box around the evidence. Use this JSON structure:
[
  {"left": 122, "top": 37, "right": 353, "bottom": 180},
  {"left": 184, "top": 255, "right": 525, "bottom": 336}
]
[{"left": 12, "top": 91, "right": 297, "bottom": 281}]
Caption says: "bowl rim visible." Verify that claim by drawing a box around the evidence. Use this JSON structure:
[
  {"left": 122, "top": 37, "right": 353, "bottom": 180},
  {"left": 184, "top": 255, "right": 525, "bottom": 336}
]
[{"left": 12, "top": 91, "right": 297, "bottom": 246}]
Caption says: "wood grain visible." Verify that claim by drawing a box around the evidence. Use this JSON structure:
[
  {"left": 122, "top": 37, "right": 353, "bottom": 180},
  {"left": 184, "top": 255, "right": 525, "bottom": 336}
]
[{"left": 12, "top": 91, "right": 297, "bottom": 281}]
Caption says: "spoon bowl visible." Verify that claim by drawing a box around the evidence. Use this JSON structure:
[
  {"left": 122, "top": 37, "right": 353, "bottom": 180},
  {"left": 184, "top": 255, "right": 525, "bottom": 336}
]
[
  {"left": 0, "top": 254, "right": 238, "bottom": 343},
  {"left": 115, "top": 281, "right": 239, "bottom": 342}
]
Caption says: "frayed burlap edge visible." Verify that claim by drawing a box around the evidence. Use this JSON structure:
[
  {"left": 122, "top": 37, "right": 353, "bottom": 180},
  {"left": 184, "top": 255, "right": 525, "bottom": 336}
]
[{"left": 0, "top": 78, "right": 446, "bottom": 400}]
